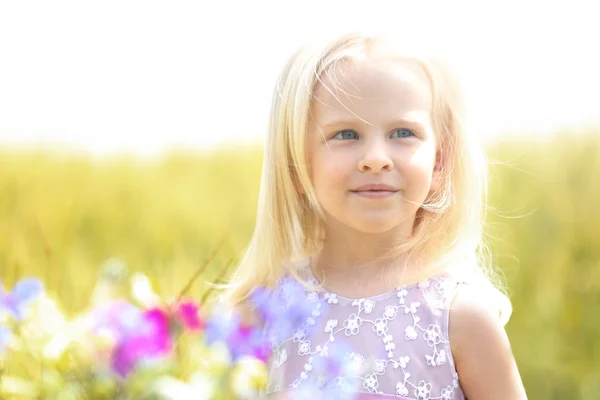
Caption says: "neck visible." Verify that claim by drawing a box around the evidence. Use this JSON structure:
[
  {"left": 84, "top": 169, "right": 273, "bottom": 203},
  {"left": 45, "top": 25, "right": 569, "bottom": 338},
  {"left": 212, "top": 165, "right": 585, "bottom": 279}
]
[
  {"left": 308, "top": 245, "right": 413, "bottom": 300},
  {"left": 310, "top": 224, "right": 416, "bottom": 289},
  {"left": 317, "top": 219, "right": 413, "bottom": 268}
]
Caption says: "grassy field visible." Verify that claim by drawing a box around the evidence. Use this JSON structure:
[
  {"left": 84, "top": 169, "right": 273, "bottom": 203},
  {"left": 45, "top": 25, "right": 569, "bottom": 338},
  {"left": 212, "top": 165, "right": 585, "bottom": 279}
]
[{"left": 1, "top": 133, "right": 599, "bottom": 399}]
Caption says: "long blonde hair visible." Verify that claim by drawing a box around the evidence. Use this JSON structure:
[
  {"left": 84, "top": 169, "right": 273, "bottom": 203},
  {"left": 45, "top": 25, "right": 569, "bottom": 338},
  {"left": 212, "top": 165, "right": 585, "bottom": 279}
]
[{"left": 220, "top": 30, "right": 512, "bottom": 324}]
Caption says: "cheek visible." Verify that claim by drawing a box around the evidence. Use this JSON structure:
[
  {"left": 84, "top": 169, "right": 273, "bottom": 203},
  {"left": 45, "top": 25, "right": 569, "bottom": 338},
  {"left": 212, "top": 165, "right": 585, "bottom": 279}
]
[
  {"left": 310, "top": 154, "right": 349, "bottom": 196},
  {"left": 400, "top": 145, "right": 437, "bottom": 186}
]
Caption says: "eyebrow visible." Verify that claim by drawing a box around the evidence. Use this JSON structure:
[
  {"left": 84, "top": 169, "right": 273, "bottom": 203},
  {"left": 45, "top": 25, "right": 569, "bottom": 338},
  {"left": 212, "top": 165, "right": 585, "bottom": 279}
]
[{"left": 321, "top": 117, "right": 427, "bottom": 130}]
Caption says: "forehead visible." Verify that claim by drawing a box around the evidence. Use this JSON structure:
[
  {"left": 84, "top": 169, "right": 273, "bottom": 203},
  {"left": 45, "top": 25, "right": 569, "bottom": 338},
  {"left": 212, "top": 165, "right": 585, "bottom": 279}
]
[{"left": 311, "top": 57, "right": 433, "bottom": 124}]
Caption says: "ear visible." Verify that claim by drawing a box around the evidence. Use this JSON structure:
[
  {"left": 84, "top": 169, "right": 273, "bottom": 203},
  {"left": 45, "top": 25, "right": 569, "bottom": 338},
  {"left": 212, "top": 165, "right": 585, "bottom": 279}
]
[{"left": 430, "top": 149, "right": 446, "bottom": 193}]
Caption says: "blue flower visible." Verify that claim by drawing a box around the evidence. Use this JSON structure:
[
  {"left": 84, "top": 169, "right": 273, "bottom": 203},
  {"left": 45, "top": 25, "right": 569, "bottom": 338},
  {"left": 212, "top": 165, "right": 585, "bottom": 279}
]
[
  {"left": 0, "top": 278, "right": 44, "bottom": 321},
  {"left": 204, "top": 312, "right": 270, "bottom": 362},
  {"left": 204, "top": 311, "right": 241, "bottom": 346},
  {"left": 230, "top": 323, "right": 271, "bottom": 362},
  {"left": 250, "top": 277, "right": 324, "bottom": 346}
]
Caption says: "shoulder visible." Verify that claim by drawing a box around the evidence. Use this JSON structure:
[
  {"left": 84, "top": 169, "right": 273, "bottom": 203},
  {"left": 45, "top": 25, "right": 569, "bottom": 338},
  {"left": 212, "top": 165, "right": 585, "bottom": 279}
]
[
  {"left": 449, "top": 284, "right": 527, "bottom": 399},
  {"left": 214, "top": 293, "right": 264, "bottom": 327},
  {"left": 449, "top": 284, "right": 508, "bottom": 352}
]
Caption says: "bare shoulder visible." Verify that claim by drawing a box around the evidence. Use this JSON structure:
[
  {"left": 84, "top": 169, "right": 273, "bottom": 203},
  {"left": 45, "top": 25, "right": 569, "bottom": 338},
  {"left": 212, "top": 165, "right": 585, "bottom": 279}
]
[{"left": 449, "top": 284, "right": 528, "bottom": 399}]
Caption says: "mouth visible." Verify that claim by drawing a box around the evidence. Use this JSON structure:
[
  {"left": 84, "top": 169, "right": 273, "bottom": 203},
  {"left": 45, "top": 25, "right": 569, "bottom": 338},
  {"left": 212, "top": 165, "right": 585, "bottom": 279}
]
[{"left": 351, "top": 190, "right": 398, "bottom": 198}]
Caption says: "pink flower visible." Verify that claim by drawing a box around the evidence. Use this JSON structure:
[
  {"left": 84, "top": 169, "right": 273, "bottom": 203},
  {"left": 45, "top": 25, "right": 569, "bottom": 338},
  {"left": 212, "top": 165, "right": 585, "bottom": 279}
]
[
  {"left": 111, "top": 308, "right": 172, "bottom": 377},
  {"left": 173, "top": 300, "right": 204, "bottom": 331}
]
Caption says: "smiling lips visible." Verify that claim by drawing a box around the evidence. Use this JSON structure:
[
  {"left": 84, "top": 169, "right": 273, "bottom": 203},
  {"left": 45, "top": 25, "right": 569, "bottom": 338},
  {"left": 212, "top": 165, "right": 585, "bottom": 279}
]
[{"left": 351, "top": 183, "right": 399, "bottom": 198}]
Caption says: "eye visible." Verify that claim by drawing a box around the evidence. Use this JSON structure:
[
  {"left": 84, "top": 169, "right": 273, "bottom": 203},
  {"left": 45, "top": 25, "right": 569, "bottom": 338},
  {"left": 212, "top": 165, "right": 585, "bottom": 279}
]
[
  {"left": 391, "top": 128, "right": 416, "bottom": 138},
  {"left": 332, "top": 129, "right": 358, "bottom": 140}
]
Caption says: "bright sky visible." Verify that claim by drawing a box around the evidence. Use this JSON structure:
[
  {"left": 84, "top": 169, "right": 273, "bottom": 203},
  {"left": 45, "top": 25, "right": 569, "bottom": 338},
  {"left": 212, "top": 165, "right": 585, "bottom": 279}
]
[{"left": 0, "top": 1, "right": 598, "bottom": 157}]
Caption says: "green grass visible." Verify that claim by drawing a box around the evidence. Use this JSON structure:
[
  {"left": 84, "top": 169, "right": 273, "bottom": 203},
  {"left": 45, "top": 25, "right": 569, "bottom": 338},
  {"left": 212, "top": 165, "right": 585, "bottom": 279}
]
[
  {"left": 0, "top": 148, "right": 263, "bottom": 309},
  {"left": 1, "top": 133, "right": 599, "bottom": 399},
  {"left": 485, "top": 134, "right": 600, "bottom": 398}
]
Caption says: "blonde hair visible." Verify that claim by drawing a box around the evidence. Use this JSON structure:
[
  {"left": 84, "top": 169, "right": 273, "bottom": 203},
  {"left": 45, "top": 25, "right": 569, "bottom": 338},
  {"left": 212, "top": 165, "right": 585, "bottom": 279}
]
[{"left": 220, "top": 30, "right": 512, "bottom": 324}]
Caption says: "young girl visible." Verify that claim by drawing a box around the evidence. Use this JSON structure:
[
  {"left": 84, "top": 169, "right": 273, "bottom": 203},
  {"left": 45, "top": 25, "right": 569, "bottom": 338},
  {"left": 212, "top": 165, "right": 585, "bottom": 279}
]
[{"left": 222, "top": 30, "right": 527, "bottom": 399}]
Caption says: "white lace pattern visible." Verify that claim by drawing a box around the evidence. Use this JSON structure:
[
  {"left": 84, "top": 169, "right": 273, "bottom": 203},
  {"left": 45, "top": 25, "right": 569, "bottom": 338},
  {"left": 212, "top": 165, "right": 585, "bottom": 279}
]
[{"left": 264, "top": 259, "right": 466, "bottom": 400}]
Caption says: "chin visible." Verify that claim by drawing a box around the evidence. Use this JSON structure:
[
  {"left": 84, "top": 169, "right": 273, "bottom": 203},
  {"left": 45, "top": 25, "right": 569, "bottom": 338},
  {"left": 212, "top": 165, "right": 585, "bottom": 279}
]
[{"left": 351, "top": 220, "right": 404, "bottom": 234}]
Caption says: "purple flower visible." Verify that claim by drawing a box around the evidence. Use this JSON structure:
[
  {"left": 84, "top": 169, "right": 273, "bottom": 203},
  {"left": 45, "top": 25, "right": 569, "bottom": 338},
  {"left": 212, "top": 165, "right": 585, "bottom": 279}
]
[
  {"left": 89, "top": 301, "right": 173, "bottom": 377},
  {"left": 204, "top": 313, "right": 270, "bottom": 362},
  {"left": 90, "top": 300, "right": 147, "bottom": 341},
  {"left": 204, "top": 311, "right": 240, "bottom": 344},
  {"left": 231, "top": 323, "right": 271, "bottom": 362},
  {"left": 0, "top": 278, "right": 44, "bottom": 321},
  {"left": 250, "top": 277, "right": 322, "bottom": 345},
  {"left": 110, "top": 308, "right": 172, "bottom": 377}
]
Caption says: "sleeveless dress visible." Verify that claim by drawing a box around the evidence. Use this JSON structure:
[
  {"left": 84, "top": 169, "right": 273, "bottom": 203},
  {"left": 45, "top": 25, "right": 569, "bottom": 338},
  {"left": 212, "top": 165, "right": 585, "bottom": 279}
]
[{"left": 260, "top": 257, "right": 466, "bottom": 400}]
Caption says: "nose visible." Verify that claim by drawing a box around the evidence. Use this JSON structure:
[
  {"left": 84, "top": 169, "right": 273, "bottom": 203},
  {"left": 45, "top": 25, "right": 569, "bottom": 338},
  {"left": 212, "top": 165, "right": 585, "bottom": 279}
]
[{"left": 358, "top": 137, "right": 394, "bottom": 172}]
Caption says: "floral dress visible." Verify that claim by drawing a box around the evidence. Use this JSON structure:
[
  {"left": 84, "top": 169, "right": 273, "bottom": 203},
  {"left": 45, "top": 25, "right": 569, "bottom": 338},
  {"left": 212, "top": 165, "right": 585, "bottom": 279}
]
[{"left": 262, "top": 257, "right": 466, "bottom": 400}]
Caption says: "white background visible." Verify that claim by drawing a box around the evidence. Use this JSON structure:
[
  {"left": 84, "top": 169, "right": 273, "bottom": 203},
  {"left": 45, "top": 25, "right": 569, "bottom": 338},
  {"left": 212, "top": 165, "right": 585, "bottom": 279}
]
[{"left": 1, "top": 1, "right": 598, "bottom": 157}]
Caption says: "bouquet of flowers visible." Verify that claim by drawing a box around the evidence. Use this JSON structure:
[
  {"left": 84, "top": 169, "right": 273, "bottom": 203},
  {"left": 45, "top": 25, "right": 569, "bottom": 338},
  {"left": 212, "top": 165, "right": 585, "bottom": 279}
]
[
  {"left": 1, "top": 252, "right": 360, "bottom": 400},
  {"left": 0, "top": 255, "right": 276, "bottom": 400}
]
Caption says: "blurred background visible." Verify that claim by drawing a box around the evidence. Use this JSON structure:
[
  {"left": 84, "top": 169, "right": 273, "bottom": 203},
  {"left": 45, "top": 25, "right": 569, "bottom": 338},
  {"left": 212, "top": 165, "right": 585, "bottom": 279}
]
[{"left": 1, "top": 1, "right": 599, "bottom": 398}]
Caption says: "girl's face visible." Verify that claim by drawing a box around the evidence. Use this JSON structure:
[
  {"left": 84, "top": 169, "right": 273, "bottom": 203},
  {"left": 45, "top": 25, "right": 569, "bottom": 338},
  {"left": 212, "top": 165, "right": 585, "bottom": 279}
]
[{"left": 307, "top": 56, "right": 440, "bottom": 235}]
